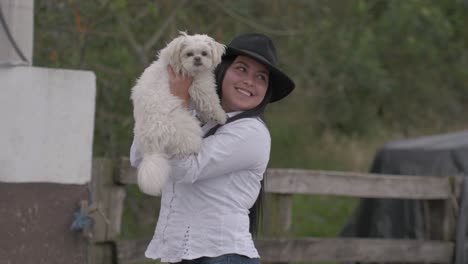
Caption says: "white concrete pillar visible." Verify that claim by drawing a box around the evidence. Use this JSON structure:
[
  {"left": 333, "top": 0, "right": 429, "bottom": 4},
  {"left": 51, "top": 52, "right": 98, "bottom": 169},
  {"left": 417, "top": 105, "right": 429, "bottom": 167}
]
[
  {"left": 0, "top": 67, "right": 96, "bottom": 184},
  {"left": 0, "top": 3, "right": 96, "bottom": 262},
  {"left": 0, "top": 0, "right": 34, "bottom": 65}
]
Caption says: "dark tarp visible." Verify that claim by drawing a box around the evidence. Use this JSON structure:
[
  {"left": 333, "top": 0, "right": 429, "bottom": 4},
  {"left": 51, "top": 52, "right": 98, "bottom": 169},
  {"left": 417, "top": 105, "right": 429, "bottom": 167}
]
[{"left": 340, "top": 130, "right": 468, "bottom": 263}]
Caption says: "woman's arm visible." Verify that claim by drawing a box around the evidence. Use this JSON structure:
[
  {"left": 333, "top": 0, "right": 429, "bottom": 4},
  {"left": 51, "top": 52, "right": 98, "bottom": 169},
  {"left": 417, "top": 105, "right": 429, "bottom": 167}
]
[
  {"left": 169, "top": 118, "right": 271, "bottom": 183},
  {"left": 130, "top": 138, "right": 142, "bottom": 168}
]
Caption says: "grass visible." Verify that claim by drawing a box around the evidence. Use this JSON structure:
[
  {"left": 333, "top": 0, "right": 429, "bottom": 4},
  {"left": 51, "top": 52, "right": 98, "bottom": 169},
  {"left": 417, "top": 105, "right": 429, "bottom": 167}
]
[{"left": 291, "top": 194, "right": 358, "bottom": 238}]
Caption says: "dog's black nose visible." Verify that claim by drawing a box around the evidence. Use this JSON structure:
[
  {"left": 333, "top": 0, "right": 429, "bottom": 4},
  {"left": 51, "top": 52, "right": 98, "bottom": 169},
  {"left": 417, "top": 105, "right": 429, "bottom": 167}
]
[{"left": 194, "top": 56, "right": 201, "bottom": 62}]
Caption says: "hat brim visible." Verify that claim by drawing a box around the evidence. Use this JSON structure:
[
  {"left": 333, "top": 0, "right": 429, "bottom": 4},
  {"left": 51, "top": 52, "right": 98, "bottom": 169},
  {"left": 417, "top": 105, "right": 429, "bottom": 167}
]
[{"left": 224, "top": 47, "right": 295, "bottom": 103}]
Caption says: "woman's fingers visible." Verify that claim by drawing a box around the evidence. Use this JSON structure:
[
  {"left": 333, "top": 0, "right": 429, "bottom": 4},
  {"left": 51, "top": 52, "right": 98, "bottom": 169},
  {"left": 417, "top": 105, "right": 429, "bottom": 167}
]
[
  {"left": 167, "top": 66, "right": 192, "bottom": 108},
  {"left": 167, "top": 65, "right": 175, "bottom": 79},
  {"left": 167, "top": 66, "right": 193, "bottom": 90}
]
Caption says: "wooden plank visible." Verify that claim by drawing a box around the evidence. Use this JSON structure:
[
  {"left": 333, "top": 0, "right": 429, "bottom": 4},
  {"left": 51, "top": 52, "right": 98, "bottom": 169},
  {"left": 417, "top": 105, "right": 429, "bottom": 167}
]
[
  {"left": 90, "top": 158, "right": 126, "bottom": 242},
  {"left": 115, "top": 238, "right": 454, "bottom": 263},
  {"left": 89, "top": 158, "right": 113, "bottom": 242},
  {"left": 116, "top": 239, "right": 149, "bottom": 264},
  {"left": 117, "top": 158, "right": 456, "bottom": 199},
  {"left": 118, "top": 157, "right": 137, "bottom": 185},
  {"left": 264, "top": 194, "right": 292, "bottom": 238},
  {"left": 106, "top": 186, "right": 126, "bottom": 240},
  {"left": 256, "top": 238, "right": 454, "bottom": 263},
  {"left": 87, "top": 243, "right": 113, "bottom": 264},
  {"left": 266, "top": 169, "right": 455, "bottom": 199},
  {"left": 454, "top": 179, "right": 468, "bottom": 264},
  {"left": 428, "top": 199, "right": 457, "bottom": 241},
  {"left": 263, "top": 193, "right": 293, "bottom": 264}
]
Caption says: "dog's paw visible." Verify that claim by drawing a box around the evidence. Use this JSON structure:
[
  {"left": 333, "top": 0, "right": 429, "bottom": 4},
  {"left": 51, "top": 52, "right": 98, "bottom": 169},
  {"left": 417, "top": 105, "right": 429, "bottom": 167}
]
[
  {"left": 213, "top": 109, "right": 227, "bottom": 124},
  {"left": 197, "top": 114, "right": 211, "bottom": 125}
]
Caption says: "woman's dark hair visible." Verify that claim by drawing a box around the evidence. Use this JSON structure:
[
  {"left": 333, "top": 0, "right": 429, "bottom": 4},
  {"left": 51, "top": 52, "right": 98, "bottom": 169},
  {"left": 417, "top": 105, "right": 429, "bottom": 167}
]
[{"left": 204, "top": 55, "right": 273, "bottom": 237}]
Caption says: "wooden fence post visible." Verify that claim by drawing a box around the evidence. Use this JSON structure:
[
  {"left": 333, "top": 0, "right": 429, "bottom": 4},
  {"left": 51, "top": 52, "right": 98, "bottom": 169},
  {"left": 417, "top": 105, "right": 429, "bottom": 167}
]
[
  {"left": 87, "top": 242, "right": 114, "bottom": 264},
  {"left": 263, "top": 191, "right": 293, "bottom": 264},
  {"left": 86, "top": 158, "right": 126, "bottom": 264},
  {"left": 454, "top": 178, "right": 467, "bottom": 264},
  {"left": 427, "top": 176, "right": 462, "bottom": 242}
]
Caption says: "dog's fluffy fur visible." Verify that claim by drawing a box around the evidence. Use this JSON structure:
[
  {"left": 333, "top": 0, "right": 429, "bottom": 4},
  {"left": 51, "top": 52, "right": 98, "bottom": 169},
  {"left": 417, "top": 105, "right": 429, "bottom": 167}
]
[{"left": 131, "top": 32, "right": 226, "bottom": 196}]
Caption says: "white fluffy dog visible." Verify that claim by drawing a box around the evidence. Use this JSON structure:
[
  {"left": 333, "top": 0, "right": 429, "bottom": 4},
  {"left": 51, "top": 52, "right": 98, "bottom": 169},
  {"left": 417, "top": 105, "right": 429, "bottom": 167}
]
[{"left": 131, "top": 32, "right": 226, "bottom": 196}]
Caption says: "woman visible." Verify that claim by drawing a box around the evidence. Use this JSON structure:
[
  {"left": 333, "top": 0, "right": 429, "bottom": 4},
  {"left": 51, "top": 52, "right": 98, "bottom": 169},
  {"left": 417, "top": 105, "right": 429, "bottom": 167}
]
[{"left": 130, "top": 33, "right": 295, "bottom": 264}]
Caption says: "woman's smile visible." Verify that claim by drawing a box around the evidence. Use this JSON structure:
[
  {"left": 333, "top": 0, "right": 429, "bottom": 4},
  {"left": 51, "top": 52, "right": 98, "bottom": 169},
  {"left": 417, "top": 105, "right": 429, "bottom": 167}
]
[{"left": 235, "top": 87, "right": 254, "bottom": 97}]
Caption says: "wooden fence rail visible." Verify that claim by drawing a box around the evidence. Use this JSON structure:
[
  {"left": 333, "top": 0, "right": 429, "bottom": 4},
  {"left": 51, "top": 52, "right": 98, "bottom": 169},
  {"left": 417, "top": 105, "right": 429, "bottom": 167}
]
[
  {"left": 118, "top": 159, "right": 460, "bottom": 199},
  {"left": 116, "top": 238, "right": 454, "bottom": 264},
  {"left": 87, "top": 157, "right": 466, "bottom": 264}
]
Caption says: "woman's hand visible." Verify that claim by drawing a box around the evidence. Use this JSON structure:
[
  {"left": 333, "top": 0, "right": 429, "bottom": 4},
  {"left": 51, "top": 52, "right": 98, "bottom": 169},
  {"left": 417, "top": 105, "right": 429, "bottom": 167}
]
[{"left": 167, "top": 66, "right": 193, "bottom": 109}]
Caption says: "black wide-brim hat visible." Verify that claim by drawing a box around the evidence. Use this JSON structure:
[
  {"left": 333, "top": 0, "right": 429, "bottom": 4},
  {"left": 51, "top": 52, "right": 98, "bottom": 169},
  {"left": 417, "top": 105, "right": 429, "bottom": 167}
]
[{"left": 223, "top": 33, "right": 295, "bottom": 103}]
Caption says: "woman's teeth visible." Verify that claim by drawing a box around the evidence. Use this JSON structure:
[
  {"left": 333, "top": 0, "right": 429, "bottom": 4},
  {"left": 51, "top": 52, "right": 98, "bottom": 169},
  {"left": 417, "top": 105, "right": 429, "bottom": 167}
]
[{"left": 236, "top": 88, "right": 252, "bottom": 96}]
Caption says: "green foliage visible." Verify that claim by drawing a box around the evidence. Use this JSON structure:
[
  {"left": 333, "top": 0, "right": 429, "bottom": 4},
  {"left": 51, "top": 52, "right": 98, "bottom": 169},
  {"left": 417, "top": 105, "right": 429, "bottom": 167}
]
[{"left": 34, "top": 0, "right": 468, "bottom": 157}]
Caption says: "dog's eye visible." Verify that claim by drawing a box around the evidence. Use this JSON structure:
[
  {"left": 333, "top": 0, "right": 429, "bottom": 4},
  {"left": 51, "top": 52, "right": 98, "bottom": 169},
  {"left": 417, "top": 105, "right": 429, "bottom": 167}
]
[
  {"left": 201, "top": 51, "right": 208, "bottom": 56},
  {"left": 186, "top": 52, "right": 194, "bottom": 57}
]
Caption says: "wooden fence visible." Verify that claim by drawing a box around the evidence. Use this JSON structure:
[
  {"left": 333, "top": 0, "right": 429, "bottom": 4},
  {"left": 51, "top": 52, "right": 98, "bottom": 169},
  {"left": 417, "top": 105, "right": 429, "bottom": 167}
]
[{"left": 84, "top": 157, "right": 467, "bottom": 264}]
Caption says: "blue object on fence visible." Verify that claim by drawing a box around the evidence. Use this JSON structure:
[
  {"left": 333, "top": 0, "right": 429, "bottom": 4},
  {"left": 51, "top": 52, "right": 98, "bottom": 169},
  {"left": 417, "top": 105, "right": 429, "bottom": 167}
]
[{"left": 71, "top": 209, "right": 92, "bottom": 232}]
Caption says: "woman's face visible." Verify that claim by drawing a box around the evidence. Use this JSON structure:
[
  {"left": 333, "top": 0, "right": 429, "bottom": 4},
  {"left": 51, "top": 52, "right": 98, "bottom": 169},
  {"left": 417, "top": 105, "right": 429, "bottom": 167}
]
[{"left": 221, "top": 56, "right": 269, "bottom": 113}]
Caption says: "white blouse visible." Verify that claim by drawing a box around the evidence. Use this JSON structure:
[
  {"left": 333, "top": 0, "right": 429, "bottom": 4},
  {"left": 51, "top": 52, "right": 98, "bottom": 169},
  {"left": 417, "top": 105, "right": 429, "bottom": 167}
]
[{"left": 130, "top": 112, "right": 271, "bottom": 263}]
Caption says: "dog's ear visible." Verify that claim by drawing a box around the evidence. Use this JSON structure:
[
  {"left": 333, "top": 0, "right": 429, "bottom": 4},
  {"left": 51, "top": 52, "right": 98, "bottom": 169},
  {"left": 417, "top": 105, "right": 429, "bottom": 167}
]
[
  {"left": 165, "top": 34, "right": 186, "bottom": 72},
  {"left": 209, "top": 39, "right": 226, "bottom": 67}
]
